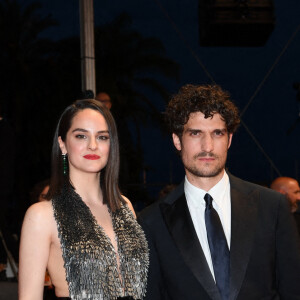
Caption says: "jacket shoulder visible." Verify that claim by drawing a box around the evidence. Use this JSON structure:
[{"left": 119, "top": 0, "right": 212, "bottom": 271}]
[
  {"left": 229, "top": 173, "right": 287, "bottom": 205},
  {"left": 138, "top": 182, "right": 184, "bottom": 223}
]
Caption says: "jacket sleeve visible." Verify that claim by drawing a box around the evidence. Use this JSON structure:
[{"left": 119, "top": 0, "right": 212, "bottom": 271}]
[
  {"left": 138, "top": 215, "right": 170, "bottom": 300},
  {"left": 276, "top": 194, "right": 300, "bottom": 299}
]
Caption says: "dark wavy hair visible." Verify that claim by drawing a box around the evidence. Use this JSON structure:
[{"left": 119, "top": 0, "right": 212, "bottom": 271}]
[
  {"left": 165, "top": 84, "right": 240, "bottom": 137},
  {"left": 46, "top": 99, "right": 124, "bottom": 211}
]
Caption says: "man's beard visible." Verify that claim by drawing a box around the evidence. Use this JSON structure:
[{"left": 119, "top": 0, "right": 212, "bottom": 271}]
[
  {"left": 183, "top": 151, "right": 226, "bottom": 178},
  {"left": 290, "top": 199, "right": 298, "bottom": 213}
]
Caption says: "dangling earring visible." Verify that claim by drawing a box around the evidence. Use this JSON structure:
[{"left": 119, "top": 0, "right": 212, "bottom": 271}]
[{"left": 62, "top": 153, "right": 68, "bottom": 175}]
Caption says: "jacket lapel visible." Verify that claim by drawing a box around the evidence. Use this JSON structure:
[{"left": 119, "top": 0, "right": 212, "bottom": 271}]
[
  {"left": 160, "top": 186, "right": 221, "bottom": 300},
  {"left": 229, "top": 175, "right": 258, "bottom": 300}
]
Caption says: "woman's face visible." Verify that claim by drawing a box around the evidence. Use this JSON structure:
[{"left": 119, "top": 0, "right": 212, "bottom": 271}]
[{"left": 58, "top": 108, "right": 110, "bottom": 176}]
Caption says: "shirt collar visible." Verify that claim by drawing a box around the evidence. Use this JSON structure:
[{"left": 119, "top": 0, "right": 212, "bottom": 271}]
[
  {"left": 208, "top": 172, "right": 229, "bottom": 208},
  {"left": 184, "top": 171, "right": 229, "bottom": 208}
]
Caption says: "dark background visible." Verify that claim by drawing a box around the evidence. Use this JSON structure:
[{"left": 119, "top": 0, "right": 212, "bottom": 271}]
[{"left": 0, "top": 0, "right": 299, "bottom": 228}]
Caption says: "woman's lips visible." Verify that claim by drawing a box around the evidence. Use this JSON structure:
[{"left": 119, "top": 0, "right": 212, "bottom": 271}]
[{"left": 83, "top": 154, "right": 100, "bottom": 160}]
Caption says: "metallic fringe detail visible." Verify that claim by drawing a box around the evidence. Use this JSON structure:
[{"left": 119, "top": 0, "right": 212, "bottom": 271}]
[{"left": 52, "top": 184, "right": 149, "bottom": 300}]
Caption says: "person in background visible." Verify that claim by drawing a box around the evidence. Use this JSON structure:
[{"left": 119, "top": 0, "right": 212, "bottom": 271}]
[
  {"left": 139, "top": 84, "right": 300, "bottom": 300},
  {"left": 30, "top": 179, "right": 50, "bottom": 204},
  {"left": 270, "top": 177, "right": 300, "bottom": 212},
  {"left": 158, "top": 184, "right": 177, "bottom": 200},
  {"left": 270, "top": 176, "right": 300, "bottom": 233},
  {"left": 295, "top": 202, "right": 300, "bottom": 234},
  {"left": 95, "top": 92, "right": 112, "bottom": 110},
  {"left": 19, "top": 99, "right": 148, "bottom": 300}
]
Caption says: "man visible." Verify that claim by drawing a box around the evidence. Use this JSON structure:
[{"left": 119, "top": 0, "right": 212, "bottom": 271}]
[
  {"left": 270, "top": 177, "right": 300, "bottom": 212},
  {"left": 139, "top": 84, "right": 300, "bottom": 300},
  {"left": 271, "top": 177, "right": 300, "bottom": 233},
  {"left": 95, "top": 92, "right": 112, "bottom": 110},
  {"left": 296, "top": 202, "right": 300, "bottom": 234}
]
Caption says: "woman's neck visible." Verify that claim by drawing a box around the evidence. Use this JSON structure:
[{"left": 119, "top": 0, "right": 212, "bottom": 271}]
[{"left": 69, "top": 172, "right": 103, "bottom": 204}]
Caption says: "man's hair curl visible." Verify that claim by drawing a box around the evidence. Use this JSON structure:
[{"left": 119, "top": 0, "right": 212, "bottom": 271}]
[{"left": 165, "top": 84, "right": 240, "bottom": 137}]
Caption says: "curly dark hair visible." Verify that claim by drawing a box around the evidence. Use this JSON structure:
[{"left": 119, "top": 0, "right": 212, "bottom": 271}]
[{"left": 166, "top": 84, "right": 240, "bottom": 137}]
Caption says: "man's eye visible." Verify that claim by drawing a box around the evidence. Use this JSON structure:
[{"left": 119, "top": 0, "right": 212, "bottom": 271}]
[
  {"left": 215, "top": 130, "right": 224, "bottom": 136},
  {"left": 190, "top": 131, "right": 199, "bottom": 136}
]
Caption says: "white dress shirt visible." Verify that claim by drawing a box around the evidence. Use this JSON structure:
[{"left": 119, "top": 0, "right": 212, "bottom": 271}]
[{"left": 185, "top": 171, "right": 231, "bottom": 280}]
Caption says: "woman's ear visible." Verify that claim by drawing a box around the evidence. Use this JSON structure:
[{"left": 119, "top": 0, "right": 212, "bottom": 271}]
[{"left": 58, "top": 136, "right": 67, "bottom": 154}]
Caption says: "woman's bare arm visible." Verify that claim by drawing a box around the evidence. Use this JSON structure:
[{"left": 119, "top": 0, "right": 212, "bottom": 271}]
[{"left": 19, "top": 201, "right": 53, "bottom": 300}]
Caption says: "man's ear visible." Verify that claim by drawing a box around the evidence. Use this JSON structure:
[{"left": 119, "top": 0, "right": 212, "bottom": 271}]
[
  {"left": 228, "top": 133, "right": 233, "bottom": 149},
  {"left": 278, "top": 188, "right": 286, "bottom": 196},
  {"left": 58, "top": 136, "right": 67, "bottom": 154},
  {"left": 172, "top": 133, "right": 182, "bottom": 151}
]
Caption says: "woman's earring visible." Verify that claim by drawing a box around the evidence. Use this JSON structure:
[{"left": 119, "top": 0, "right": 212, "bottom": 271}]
[{"left": 62, "top": 153, "right": 68, "bottom": 175}]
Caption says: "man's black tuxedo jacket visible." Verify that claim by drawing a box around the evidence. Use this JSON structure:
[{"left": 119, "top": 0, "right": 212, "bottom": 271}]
[{"left": 138, "top": 174, "right": 300, "bottom": 300}]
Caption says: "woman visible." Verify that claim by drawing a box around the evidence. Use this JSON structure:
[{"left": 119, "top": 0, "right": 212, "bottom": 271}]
[
  {"left": 19, "top": 99, "right": 149, "bottom": 300},
  {"left": 30, "top": 178, "right": 55, "bottom": 300}
]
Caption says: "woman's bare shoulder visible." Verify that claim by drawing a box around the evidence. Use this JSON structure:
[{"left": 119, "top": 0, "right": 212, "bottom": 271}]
[
  {"left": 23, "top": 201, "right": 54, "bottom": 230},
  {"left": 122, "top": 195, "right": 136, "bottom": 218},
  {"left": 25, "top": 200, "right": 52, "bottom": 216}
]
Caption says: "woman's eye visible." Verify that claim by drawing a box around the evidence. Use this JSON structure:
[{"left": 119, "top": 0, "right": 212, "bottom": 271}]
[
  {"left": 75, "top": 134, "right": 86, "bottom": 139},
  {"left": 97, "top": 135, "right": 109, "bottom": 140}
]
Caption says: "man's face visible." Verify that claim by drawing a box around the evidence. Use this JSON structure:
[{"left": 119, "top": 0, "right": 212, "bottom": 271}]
[
  {"left": 95, "top": 92, "right": 112, "bottom": 110},
  {"left": 284, "top": 180, "right": 300, "bottom": 212},
  {"left": 173, "top": 112, "right": 232, "bottom": 183}
]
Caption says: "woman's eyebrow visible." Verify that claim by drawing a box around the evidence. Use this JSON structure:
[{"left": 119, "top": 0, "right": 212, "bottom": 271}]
[{"left": 71, "top": 128, "right": 109, "bottom": 134}]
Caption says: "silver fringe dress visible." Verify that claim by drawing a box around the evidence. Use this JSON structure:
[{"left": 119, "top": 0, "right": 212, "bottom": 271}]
[{"left": 52, "top": 184, "right": 149, "bottom": 300}]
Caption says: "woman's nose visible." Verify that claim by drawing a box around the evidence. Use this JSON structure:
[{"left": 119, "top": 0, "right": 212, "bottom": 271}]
[{"left": 88, "top": 138, "right": 97, "bottom": 150}]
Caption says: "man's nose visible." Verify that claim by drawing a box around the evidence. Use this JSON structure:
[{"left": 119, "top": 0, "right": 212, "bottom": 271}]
[{"left": 201, "top": 135, "right": 214, "bottom": 152}]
